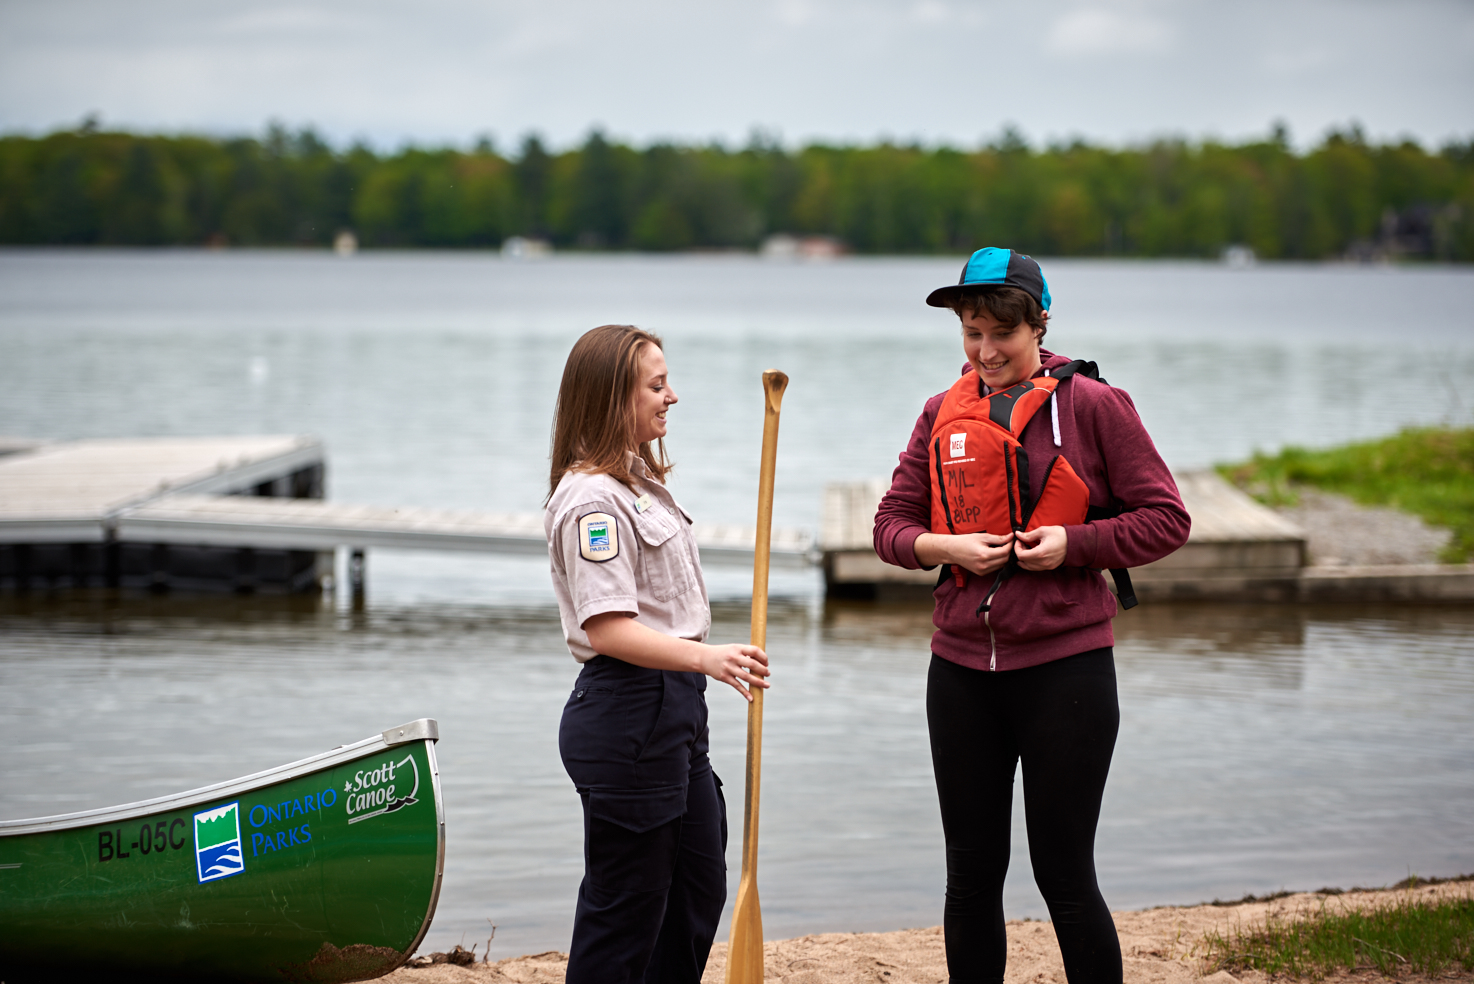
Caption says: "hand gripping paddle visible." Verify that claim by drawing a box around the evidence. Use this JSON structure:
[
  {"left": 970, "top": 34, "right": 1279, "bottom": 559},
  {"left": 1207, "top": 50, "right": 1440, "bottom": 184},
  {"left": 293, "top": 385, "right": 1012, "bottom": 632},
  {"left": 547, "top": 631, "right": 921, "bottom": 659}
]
[{"left": 724, "top": 369, "right": 788, "bottom": 984}]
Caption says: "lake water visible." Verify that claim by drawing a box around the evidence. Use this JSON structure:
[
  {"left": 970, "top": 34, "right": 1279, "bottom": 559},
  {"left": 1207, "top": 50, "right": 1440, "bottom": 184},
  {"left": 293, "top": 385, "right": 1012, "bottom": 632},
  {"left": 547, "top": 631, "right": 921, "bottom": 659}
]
[{"left": 1, "top": 250, "right": 1473, "bottom": 959}]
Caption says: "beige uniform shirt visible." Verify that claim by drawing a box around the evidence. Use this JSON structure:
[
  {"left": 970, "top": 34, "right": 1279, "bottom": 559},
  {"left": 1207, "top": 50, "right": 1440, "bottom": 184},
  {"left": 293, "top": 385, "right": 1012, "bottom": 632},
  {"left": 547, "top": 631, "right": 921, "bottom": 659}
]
[{"left": 545, "top": 454, "right": 710, "bottom": 662}]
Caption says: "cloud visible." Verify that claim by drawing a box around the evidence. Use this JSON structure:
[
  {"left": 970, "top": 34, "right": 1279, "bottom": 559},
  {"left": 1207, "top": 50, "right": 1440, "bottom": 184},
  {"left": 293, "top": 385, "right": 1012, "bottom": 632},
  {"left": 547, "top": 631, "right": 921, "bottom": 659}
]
[
  {"left": 773, "top": 0, "right": 819, "bottom": 28},
  {"left": 910, "top": 0, "right": 951, "bottom": 24},
  {"left": 1260, "top": 44, "right": 1335, "bottom": 78},
  {"left": 0, "top": 0, "right": 1469, "bottom": 151},
  {"left": 1045, "top": 6, "right": 1174, "bottom": 56},
  {"left": 216, "top": 6, "right": 346, "bottom": 37}
]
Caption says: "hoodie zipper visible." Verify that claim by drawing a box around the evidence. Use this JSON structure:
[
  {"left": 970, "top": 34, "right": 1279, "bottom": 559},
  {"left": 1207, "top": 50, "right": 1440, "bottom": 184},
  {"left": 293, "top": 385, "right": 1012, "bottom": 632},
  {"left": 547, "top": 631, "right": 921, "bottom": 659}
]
[
  {"left": 975, "top": 570, "right": 1009, "bottom": 670},
  {"left": 984, "top": 593, "right": 998, "bottom": 670}
]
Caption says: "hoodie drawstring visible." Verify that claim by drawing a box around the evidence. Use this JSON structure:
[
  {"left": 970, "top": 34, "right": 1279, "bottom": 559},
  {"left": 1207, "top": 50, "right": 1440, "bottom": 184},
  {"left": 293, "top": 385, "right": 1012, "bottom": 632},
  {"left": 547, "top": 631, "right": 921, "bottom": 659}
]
[{"left": 1044, "top": 368, "right": 1062, "bottom": 447}]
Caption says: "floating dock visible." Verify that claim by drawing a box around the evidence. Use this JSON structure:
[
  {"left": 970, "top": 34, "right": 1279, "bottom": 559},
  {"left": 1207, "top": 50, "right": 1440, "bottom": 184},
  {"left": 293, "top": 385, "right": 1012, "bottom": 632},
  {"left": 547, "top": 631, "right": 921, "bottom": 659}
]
[
  {"left": 1, "top": 437, "right": 1467, "bottom": 602},
  {"left": 818, "top": 473, "right": 1473, "bottom": 604},
  {"left": 0, "top": 436, "right": 812, "bottom": 596},
  {"left": 0, "top": 437, "right": 326, "bottom": 594}
]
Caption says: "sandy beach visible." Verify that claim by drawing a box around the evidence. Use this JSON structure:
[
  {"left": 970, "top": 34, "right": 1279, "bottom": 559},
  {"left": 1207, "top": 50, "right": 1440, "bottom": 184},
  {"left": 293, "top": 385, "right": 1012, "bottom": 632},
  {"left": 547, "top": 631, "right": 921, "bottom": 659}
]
[
  {"left": 385, "top": 496, "right": 1468, "bottom": 984},
  {"left": 387, "top": 878, "right": 1472, "bottom": 983},
  {"left": 387, "top": 489, "right": 1468, "bottom": 984}
]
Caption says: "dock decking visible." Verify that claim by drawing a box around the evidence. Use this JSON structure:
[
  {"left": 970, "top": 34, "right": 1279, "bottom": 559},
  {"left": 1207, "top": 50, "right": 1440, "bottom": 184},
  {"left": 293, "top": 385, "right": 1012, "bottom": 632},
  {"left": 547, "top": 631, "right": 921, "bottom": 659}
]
[
  {"left": 0, "top": 436, "right": 329, "bottom": 593},
  {"left": 0, "top": 436, "right": 813, "bottom": 595},
  {"left": 118, "top": 495, "right": 814, "bottom": 569},
  {"left": 0, "top": 436, "right": 324, "bottom": 543}
]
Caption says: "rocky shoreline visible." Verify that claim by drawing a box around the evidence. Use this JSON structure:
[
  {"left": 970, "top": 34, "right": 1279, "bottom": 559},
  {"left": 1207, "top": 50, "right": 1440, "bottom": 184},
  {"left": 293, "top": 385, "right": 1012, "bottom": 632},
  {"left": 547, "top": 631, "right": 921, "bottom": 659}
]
[{"left": 1274, "top": 489, "right": 1453, "bottom": 568}]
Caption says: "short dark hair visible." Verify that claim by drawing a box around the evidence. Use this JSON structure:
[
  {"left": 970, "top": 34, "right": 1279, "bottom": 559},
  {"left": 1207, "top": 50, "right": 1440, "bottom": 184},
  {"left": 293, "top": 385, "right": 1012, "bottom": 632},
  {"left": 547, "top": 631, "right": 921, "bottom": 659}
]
[{"left": 945, "top": 286, "right": 1047, "bottom": 340}]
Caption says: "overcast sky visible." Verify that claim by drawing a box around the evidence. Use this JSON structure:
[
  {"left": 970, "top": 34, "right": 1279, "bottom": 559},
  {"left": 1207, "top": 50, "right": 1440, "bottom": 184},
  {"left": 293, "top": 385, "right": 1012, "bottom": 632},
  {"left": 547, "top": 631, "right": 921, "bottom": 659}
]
[{"left": 2, "top": 0, "right": 1471, "bottom": 152}]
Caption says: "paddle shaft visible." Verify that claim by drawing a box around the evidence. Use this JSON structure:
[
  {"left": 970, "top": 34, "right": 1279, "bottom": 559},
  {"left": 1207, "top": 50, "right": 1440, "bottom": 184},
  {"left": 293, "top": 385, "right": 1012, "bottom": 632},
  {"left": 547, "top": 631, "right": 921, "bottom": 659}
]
[{"left": 725, "top": 369, "right": 788, "bottom": 984}]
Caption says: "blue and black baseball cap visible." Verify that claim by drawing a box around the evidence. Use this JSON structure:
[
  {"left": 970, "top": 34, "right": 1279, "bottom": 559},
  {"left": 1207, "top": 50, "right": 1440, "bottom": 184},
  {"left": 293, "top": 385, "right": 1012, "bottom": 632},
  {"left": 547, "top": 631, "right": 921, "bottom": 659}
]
[{"left": 926, "top": 247, "right": 1051, "bottom": 312}]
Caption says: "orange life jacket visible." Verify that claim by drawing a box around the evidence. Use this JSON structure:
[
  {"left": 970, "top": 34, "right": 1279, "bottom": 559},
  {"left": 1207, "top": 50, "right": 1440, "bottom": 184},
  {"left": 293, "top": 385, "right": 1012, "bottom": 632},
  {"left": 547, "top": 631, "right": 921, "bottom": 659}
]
[
  {"left": 930, "top": 361, "right": 1093, "bottom": 538},
  {"left": 927, "top": 360, "right": 1138, "bottom": 609}
]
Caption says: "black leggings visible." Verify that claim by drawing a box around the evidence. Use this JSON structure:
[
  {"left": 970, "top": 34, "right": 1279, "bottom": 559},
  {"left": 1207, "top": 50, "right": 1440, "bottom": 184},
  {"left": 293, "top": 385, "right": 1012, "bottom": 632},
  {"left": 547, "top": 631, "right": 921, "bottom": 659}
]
[{"left": 927, "top": 649, "right": 1122, "bottom": 984}]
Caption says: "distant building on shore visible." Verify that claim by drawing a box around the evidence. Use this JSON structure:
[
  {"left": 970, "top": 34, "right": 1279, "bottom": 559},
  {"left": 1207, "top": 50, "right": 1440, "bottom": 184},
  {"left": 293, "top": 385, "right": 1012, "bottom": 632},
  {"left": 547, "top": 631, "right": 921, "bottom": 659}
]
[
  {"left": 1221, "top": 244, "right": 1256, "bottom": 268},
  {"left": 1345, "top": 203, "right": 1463, "bottom": 263},
  {"left": 761, "top": 234, "right": 846, "bottom": 260},
  {"left": 501, "top": 236, "right": 552, "bottom": 259}
]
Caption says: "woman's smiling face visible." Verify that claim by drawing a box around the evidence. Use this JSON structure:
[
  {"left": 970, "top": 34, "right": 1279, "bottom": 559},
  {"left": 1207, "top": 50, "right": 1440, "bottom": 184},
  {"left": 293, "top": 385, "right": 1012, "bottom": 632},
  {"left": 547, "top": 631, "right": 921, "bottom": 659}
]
[
  {"left": 961, "top": 307, "right": 1043, "bottom": 391},
  {"left": 630, "top": 343, "right": 677, "bottom": 446}
]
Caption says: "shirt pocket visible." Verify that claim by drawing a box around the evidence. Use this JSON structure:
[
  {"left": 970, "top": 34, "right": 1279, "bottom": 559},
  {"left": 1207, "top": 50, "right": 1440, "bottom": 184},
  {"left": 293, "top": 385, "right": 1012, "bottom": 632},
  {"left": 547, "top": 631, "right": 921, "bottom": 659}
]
[{"left": 633, "top": 510, "right": 696, "bottom": 602}]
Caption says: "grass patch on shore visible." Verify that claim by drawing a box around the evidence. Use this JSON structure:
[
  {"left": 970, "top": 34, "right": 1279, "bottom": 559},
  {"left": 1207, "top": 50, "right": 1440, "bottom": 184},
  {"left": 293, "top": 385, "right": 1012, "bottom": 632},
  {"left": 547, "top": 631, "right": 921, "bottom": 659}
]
[
  {"left": 1218, "top": 426, "right": 1474, "bottom": 563},
  {"left": 1204, "top": 895, "right": 1474, "bottom": 979}
]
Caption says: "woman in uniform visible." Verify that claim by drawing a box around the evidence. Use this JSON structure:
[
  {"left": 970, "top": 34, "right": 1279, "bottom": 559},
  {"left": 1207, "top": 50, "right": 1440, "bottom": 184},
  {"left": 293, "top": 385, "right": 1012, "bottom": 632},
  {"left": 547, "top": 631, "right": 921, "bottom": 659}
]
[
  {"left": 544, "top": 323, "right": 770, "bottom": 984},
  {"left": 873, "top": 249, "right": 1191, "bottom": 984}
]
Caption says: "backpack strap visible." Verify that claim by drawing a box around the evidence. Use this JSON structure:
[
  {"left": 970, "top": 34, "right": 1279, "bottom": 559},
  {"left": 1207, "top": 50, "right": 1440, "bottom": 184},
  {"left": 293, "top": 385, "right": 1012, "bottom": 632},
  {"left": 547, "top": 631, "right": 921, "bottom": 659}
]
[
  {"left": 1048, "top": 359, "right": 1107, "bottom": 385},
  {"left": 1064, "top": 360, "right": 1134, "bottom": 606},
  {"left": 1108, "top": 568, "right": 1137, "bottom": 610},
  {"left": 1085, "top": 503, "right": 1137, "bottom": 610}
]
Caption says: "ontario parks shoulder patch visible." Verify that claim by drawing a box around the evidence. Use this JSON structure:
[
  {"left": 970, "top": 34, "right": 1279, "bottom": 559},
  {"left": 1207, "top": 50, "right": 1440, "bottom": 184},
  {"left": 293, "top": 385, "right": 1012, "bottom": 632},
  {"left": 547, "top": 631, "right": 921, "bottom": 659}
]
[{"left": 577, "top": 512, "right": 619, "bottom": 562}]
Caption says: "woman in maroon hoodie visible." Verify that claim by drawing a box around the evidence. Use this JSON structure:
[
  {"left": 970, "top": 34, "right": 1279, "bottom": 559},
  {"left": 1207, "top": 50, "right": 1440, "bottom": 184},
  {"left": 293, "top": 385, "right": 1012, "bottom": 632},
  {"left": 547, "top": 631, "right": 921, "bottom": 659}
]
[{"left": 873, "top": 248, "right": 1190, "bottom": 984}]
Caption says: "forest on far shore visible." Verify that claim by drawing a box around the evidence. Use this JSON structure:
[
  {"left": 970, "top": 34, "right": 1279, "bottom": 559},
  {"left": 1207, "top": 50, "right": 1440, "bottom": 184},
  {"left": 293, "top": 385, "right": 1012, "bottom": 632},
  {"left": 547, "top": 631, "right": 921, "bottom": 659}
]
[{"left": 2, "top": 123, "right": 1472, "bottom": 260}]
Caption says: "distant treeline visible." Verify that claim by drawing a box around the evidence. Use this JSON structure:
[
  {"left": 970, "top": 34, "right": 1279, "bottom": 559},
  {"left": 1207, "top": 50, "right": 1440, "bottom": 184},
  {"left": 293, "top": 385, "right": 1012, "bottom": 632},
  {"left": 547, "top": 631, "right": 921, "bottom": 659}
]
[{"left": 2, "top": 123, "right": 1472, "bottom": 260}]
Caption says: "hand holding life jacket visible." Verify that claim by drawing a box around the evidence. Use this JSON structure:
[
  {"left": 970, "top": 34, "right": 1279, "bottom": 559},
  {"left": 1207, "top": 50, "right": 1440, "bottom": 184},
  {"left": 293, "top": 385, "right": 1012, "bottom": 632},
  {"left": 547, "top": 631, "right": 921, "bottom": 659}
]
[{"left": 927, "top": 359, "right": 1138, "bottom": 609}]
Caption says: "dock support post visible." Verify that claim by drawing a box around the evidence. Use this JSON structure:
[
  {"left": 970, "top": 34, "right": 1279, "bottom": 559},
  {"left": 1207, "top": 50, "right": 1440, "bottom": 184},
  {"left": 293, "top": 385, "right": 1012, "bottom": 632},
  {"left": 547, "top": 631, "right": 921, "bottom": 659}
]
[
  {"left": 349, "top": 549, "right": 366, "bottom": 609},
  {"left": 149, "top": 543, "right": 170, "bottom": 594},
  {"left": 104, "top": 538, "right": 120, "bottom": 589},
  {"left": 69, "top": 544, "right": 88, "bottom": 588},
  {"left": 316, "top": 550, "right": 335, "bottom": 595},
  {"left": 234, "top": 547, "right": 257, "bottom": 595},
  {"left": 15, "top": 544, "right": 31, "bottom": 595}
]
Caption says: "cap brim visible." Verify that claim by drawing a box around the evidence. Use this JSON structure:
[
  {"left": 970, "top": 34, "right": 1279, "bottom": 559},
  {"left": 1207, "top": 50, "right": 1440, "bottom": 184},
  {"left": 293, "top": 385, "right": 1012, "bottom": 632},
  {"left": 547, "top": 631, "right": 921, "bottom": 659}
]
[
  {"left": 926, "top": 283, "right": 1047, "bottom": 310},
  {"left": 925, "top": 285, "right": 965, "bottom": 308}
]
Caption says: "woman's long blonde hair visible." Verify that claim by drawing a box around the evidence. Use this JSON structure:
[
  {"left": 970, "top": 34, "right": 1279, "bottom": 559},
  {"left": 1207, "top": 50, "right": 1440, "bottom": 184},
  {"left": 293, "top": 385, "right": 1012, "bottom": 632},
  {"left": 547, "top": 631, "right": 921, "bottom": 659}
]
[{"left": 547, "top": 324, "right": 671, "bottom": 503}]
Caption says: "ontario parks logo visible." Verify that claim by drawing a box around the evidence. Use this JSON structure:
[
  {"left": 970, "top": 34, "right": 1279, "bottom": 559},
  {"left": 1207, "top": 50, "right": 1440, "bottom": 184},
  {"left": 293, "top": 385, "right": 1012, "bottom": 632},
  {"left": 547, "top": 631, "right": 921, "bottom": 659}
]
[
  {"left": 587, "top": 522, "right": 610, "bottom": 549},
  {"left": 194, "top": 802, "right": 245, "bottom": 883},
  {"left": 577, "top": 511, "right": 619, "bottom": 562}
]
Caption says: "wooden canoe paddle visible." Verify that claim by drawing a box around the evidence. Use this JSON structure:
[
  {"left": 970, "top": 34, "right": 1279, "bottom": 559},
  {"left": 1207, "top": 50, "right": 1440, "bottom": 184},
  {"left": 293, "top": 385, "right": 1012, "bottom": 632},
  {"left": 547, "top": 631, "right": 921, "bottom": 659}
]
[{"left": 724, "top": 368, "right": 788, "bottom": 984}]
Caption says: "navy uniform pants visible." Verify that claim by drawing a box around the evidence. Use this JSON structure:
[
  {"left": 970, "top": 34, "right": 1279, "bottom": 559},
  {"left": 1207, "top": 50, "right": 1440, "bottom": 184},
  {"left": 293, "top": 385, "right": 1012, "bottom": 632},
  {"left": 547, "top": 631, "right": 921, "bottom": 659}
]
[{"left": 559, "top": 655, "right": 727, "bottom": 984}]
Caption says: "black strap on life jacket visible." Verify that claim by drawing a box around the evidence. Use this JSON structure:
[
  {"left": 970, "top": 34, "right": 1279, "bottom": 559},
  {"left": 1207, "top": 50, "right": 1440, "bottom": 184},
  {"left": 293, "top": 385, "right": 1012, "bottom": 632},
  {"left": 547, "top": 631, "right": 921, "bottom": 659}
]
[
  {"left": 933, "top": 437, "right": 956, "bottom": 533},
  {"left": 1086, "top": 504, "right": 1138, "bottom": 610},
  {"left": 1110, "top": 569, "right": 1138, "bottom": 609},
  {"left": 975, "top": 559, "right": 1017, "bottom": 616},
  {"left": 1053, "top": 360, "right": 1105, "bottom": 385},
  {"left": 1008, "top": 446, "right": 1026, "bottom": 532}
]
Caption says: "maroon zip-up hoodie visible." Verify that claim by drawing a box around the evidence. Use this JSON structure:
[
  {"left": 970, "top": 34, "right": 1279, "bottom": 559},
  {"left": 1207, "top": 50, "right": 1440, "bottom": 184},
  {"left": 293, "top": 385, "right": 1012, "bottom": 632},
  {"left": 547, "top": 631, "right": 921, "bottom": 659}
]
[{"left": 873, "top": 350, "right": 1191, "bottom": 672}]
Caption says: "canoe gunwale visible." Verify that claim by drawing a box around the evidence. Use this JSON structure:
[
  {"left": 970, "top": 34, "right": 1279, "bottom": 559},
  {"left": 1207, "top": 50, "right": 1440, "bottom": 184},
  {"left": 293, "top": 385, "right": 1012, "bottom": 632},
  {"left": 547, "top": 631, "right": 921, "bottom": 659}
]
[
  {"left": 401, "top": 736, "right": 446, "bottom": 966},
  {"left": 0, "top": 717, "right": 440, "bottom": 837}
]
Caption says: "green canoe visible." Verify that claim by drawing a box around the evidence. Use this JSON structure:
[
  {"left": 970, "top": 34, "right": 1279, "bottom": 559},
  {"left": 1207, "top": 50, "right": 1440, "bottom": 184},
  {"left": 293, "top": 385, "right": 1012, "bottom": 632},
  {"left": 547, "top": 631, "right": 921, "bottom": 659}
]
[{"left": 0, "top": 718, "right": 444, "bottom": 983}]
